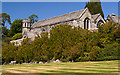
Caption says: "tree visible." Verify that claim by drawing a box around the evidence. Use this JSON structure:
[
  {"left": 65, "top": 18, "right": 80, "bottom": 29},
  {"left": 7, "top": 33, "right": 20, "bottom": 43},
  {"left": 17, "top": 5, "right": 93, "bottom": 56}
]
[
  {"left": 2, "top": 27, "right": 9, "bottom": 37},
  {"left": 2, "top": 43, "right": 18, "bottom": 64},
  {"left": 2, "top": 23, "right": 120, "bottom": 64},
  {"left": 89, "top": 46, "right": 100, "bottom": 60},
  {"left": 9, "top": 19, "right": 23, "bottom": 37},
  {"left": 98, "top": 22, "right": 120, "bottom": 46},
  {"left": 97, "top": 43, "right": 119, "bottom": 60},
  {"left": 1, "top": 13, "right": 11, "bottom": 27},
  {"left": 2, "top": 27, "right": 11, "bottom": 45},
  {"left": 1, "top": 13, "right": 11, "bottom": 44},
  {"left": 29, "top": 14, "right": 38, "bottom": 26},
  {"left": 85, "top": 0, "right": 104, "bottom": 18}
]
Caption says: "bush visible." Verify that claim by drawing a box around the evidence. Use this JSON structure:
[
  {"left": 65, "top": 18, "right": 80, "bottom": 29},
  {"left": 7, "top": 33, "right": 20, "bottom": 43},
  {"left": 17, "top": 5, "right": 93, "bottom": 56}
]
[
  {"left": 89, "top": 46, "right": 100, "bottom": 60},
  {"left": 2, "top": 22, "right": 120, "bottom": 63},
  {"left": 2, "top": 43, "right": 18, "bottom": 64},
  {"left": 11, "top": 33, "right": 22, "bottom": 40}
]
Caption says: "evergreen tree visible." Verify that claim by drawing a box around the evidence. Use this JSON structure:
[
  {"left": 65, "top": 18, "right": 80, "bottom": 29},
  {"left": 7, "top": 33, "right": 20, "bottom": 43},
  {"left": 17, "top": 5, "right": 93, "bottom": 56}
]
[{"left": 85, "top": 0, "right": 104, "bottom": 18}]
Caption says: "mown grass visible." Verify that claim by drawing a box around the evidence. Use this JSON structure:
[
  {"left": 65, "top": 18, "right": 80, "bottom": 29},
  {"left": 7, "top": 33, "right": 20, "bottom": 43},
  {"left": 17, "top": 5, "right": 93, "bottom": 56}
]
[{"left": 2, "top": 60, "right": 119, "bottom": 74}]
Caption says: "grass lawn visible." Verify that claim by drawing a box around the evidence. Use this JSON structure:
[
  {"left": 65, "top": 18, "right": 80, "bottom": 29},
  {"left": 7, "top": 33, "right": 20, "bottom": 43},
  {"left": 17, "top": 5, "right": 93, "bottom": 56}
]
[{"left": 2, "top": 60, "right": 119, "bottom": 75}]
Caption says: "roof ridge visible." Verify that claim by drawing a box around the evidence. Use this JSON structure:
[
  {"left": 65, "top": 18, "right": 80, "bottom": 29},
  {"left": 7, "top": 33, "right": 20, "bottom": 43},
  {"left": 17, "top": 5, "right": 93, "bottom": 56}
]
[
  {"left": 92, "top": 13, "right": 100, "bottom": 16},
  {"left": 37, "top": 9, "right": 85, "bottom": 23},
  {"left": 32, "top": 8, "right": 86, "bottom": 28}
]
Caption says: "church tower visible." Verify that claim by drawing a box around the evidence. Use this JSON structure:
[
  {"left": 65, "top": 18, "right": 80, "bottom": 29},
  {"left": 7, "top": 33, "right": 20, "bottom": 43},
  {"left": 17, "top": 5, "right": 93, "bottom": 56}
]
[
  {"left": 22, "top": 19, "right": 31, "bottom": 32},
  {"left": 22, "top": 19, "right": 31, "bottom": 38}
]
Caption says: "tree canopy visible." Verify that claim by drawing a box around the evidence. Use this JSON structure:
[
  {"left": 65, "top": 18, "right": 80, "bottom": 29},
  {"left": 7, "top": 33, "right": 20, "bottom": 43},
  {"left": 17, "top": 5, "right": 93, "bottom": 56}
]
[
  {"left": 85, "top": 0, "right": 104, "bottom": 18},
  {"left": 29, "top": 14, "right": 38, "bottom": 26},
  {"left": 1, "top": 13, "right": 11, "bottom": 27},
  {"left": 9, "top": 19, "right": 23, "bottom": 37},
  {"left": 2, "top": 22, "right": 120, "bottom": 64}
]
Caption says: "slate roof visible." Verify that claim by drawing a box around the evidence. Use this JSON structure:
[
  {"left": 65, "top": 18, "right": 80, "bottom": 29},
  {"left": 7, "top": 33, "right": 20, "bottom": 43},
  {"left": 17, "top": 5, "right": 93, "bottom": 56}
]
[
  {"left": 110, "top": 15, "right": 120, "bottom": 24},
  {"left": 32, "top": 8, "right": 86, "bottom": 28},
  {"left": 91, "top": 13, "right": 100, "bottom": 20}
]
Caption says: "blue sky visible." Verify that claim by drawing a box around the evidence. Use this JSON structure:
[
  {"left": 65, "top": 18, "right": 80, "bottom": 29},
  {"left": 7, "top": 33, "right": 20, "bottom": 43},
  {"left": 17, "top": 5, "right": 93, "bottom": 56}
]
[{"left": 2, "top": 2, "right": 118, "bottom": 29}]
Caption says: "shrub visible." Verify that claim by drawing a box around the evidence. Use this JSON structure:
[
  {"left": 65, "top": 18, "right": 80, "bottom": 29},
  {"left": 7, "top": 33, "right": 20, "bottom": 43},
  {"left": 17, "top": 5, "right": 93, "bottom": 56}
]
[
  {"left": 11, "top": 33, "right": 22, "bottom": 40},
  {"left": 2, "top": 22, "right": 120, "bottom": 63},
  {"left": 89, "top": 46, "right": 100, "bottom": 60},
  {"left": 2, "top": 43, "right": 18, "bottom": 64}
]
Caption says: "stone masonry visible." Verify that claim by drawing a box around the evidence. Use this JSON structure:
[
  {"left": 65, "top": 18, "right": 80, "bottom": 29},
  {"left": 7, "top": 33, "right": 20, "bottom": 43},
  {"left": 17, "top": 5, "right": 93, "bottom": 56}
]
[{"left": 10, "top": 8, "right": 106, "bottom": 45}]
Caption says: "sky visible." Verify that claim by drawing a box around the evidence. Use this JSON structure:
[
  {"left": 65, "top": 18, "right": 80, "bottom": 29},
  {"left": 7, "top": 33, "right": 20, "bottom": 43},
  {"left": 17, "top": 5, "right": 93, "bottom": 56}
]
[
  {"left": 2, "top": 2, "right": 118, "bottom": 29},
  {"left": 1, "top": 0, "right": 120, "bottom": 2}
]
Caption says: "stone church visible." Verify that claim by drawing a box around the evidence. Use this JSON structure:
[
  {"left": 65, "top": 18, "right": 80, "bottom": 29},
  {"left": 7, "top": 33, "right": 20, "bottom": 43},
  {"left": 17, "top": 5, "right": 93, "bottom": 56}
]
[
  {"left": 106, "top": 13, "right": 120, "bottom": 24},
  {"left": 11, "top": 8, "right": 106, "bottom": 45}
]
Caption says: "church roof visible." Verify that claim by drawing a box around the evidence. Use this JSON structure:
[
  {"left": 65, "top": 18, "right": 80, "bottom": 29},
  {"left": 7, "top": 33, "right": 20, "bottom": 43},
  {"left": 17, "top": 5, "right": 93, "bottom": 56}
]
[
  {"left": 110, "top": 15, "right": 120, "bottom": 24},
  {"left": 32, "top": 8, "right": 87, "bottom": 28},
  {"left": 107, "top": 14, "right": 120, "bottom": 24},
  {"left": 91, "top": 13, "right": 100, "bottom": 20}
]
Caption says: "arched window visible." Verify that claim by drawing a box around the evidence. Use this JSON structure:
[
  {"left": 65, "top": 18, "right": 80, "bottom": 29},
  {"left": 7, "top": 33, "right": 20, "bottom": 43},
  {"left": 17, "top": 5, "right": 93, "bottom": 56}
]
[
  {"left": 84, "top": 18, "right": 90, "bottom": 29},
  {"left": 25, "top": 23, "right": 26, "bottom": 27},
  {"left": 25, "top": 22, "right": 28, "bottom": 27},
  {"left": 97, "top": 20, "right": 104, "bottom": 27}
]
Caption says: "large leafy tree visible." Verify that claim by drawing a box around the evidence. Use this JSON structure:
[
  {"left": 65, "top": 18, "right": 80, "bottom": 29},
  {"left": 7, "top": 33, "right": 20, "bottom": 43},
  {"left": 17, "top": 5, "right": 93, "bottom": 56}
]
[
  {"left": 1, "top": 13, "right": 11, "bottom": 44},
  {"left": 9, "top": 19, "right": 23, "bottom": 37},
  {"left": 29, "top": 14, "right": 38, "bottom": 26},
  {"left": 1, "top": 13, "right": 11, "bottom": 27},
  {"left": 85, "top": 0, "right": 104, "bottom": 18}
]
